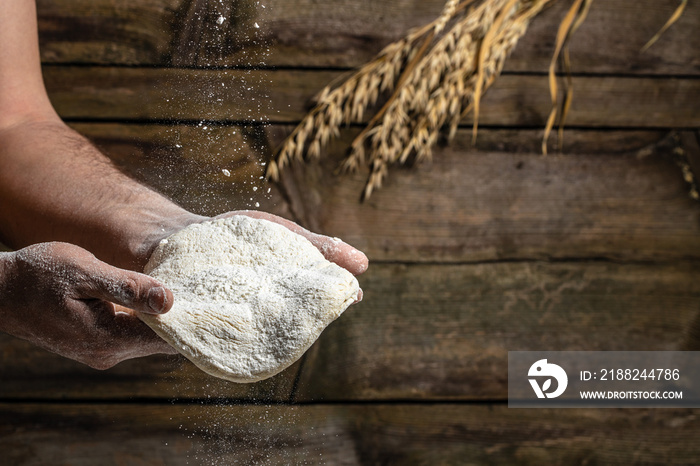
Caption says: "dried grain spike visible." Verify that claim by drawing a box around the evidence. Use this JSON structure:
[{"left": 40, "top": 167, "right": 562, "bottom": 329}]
[{"left": 435, "top": 0, "right": 460, "bottom": 34}]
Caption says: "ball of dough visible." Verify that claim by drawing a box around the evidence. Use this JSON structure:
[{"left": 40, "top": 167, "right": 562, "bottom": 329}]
[{"left": 139, "top": 216, "right": 360, "bottom": 383}]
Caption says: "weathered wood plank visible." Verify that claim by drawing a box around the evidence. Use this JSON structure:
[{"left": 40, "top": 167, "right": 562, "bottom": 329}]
[
  {"left": 1, "top": 403, "right": 699, "bottom": 465},
  {"left": 77, "top": 123, "right": 671, "bottom": 164},
  {"left": 46, "top": 67, "right": 700, "bottom": 128},
  {"left": 37, "top": 0, "right": 700, "bottom": 76},
  {"left": 71, "top": 122, "right": 671, "bottom": 216},
  {"left": 37, "top": 0, "right": 183, "bottom": 65},
  {"left": 295, "top": 261, "right": 700, "bottom": 401},
  {"left": 279, "top": 129, "right": 700, "bottom": 263},
  {"left": 0, "top": 333, "right": 299, "bottom": 400}
]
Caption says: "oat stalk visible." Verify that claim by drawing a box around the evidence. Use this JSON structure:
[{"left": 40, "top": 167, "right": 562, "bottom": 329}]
[
  {"left": 267, "top": 0, "right": 555, "bottom": 198},
  {"left": 266, "top": 0, "right": 687, "bottom": 200}
]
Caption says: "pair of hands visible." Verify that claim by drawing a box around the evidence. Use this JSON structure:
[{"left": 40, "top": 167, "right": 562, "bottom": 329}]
[
  {"left": 0, "top": 2, "right": 370, "bottom": 371},
  {"left": 0, "top": 211, "right": 368, "bottom": 369}
]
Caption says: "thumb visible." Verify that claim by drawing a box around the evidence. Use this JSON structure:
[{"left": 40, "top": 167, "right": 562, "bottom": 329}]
[{"left": 80, "top": 261, "right": 174, "bottom": 315}]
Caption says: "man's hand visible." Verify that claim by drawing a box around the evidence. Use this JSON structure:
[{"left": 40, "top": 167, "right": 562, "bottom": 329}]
[
  {"left": 213, "top": 210, "right": 369, "bottom": 276},
  {"left": 138, "top": 211, "right": 369, "bottom": 302},
  {"left": 0, "top": 0, "right": 369, "bottom": 371},
  {"left": 218, "top": 211, "right": 367, "bottom": 302},
  {"left": 136, "top": 210, "right": 369, "bottom": 278},
  {"left": 0, "top": 242, "right": 176, "bottom": 369}
]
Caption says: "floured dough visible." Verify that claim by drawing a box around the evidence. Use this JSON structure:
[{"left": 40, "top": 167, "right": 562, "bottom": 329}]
[{"left": 139, "top": 216, "right": 360, "bottom": 383}]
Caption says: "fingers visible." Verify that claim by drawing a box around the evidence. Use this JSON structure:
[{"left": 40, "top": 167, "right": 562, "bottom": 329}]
[
  {"left": 7, "top": 242, "right": 177, "bottom": 369},
  {"left": 81, "top": 304, "right": 177, "bottom": 369},
  {"left": 356, "top": 288, "right": 363, "bottom": 303},
  {"left": 304, "top": 232, "right": 369, "bottom": 276},
  {"left": 79, "top": 259, "right": 174, "bottom": 315},
  {"left": 225, "top": 210, "right": 369, "bottom": 276},
  {"left": 110, "top": 311, "right": 178, "bottom": 356}
]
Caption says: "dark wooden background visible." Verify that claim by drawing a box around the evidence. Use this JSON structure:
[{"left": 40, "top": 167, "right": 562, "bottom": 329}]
[{"left": 1, "top": 0, "right": 700, "bottom": 463}]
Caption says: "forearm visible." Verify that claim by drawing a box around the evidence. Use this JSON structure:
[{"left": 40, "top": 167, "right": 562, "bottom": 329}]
[
  {"left": 0, "top": 0, "right": 367, "bottom": 277},
  {"left": 0, "top": 0, "right": 202, "bottom": 270},
  {"left": 0, "top": 118, "right": 204, "bottom": 270}
]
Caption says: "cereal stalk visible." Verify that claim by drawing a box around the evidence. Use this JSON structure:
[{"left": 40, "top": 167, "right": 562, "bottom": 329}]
[
  {"left": 268, "top": 0, "right": 544, "bottom": 195},
  {"left": 266, "top": 0, "right": 685, "bottom": 200}
]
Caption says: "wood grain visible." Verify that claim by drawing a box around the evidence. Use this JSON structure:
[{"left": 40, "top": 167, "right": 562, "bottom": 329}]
[
  {"left": 11, "top": 2, "right": 700, "bottom": 461},
  {"left": 45, "top": 67, "right": 700, "bottom": 128},
  {"left": 1, "top": 403, "right": 699, "bottom": 465},
  {"left": 37, "top": 0, "right": 700, "bottom": 75},
  {"left": 71, "top": 122, "right": 673, "bottom": 215},
  {"left": 37, "top": 0, "right": 181, "bottom": 65},
  {"left": 295, "top": 261, "right": 700, "bottom": 401},
  {"left": 278, "top": 130, "right": 700, "bottom": 263}
]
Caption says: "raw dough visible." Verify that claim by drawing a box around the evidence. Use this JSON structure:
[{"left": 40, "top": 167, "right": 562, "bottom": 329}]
[{"left": 139, "top": 216, "right": 360, "bottom": 383}]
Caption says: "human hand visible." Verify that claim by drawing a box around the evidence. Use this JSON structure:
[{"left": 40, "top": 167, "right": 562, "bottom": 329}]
[
  {"left": 213, "top": 210, "right": 369, "bottom": 276},
  {"left": 0, "top": 242, "right": 177, "bottom": 369}
]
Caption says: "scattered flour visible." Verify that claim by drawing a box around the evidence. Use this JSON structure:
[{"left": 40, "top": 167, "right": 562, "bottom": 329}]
[{"left": 139, "top": 216, "right": 360, "bottom": 383}]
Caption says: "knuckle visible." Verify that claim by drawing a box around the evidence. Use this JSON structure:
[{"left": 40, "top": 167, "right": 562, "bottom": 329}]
[{"left": 117, "top": 277, "right": 141, "bottom": 304}]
